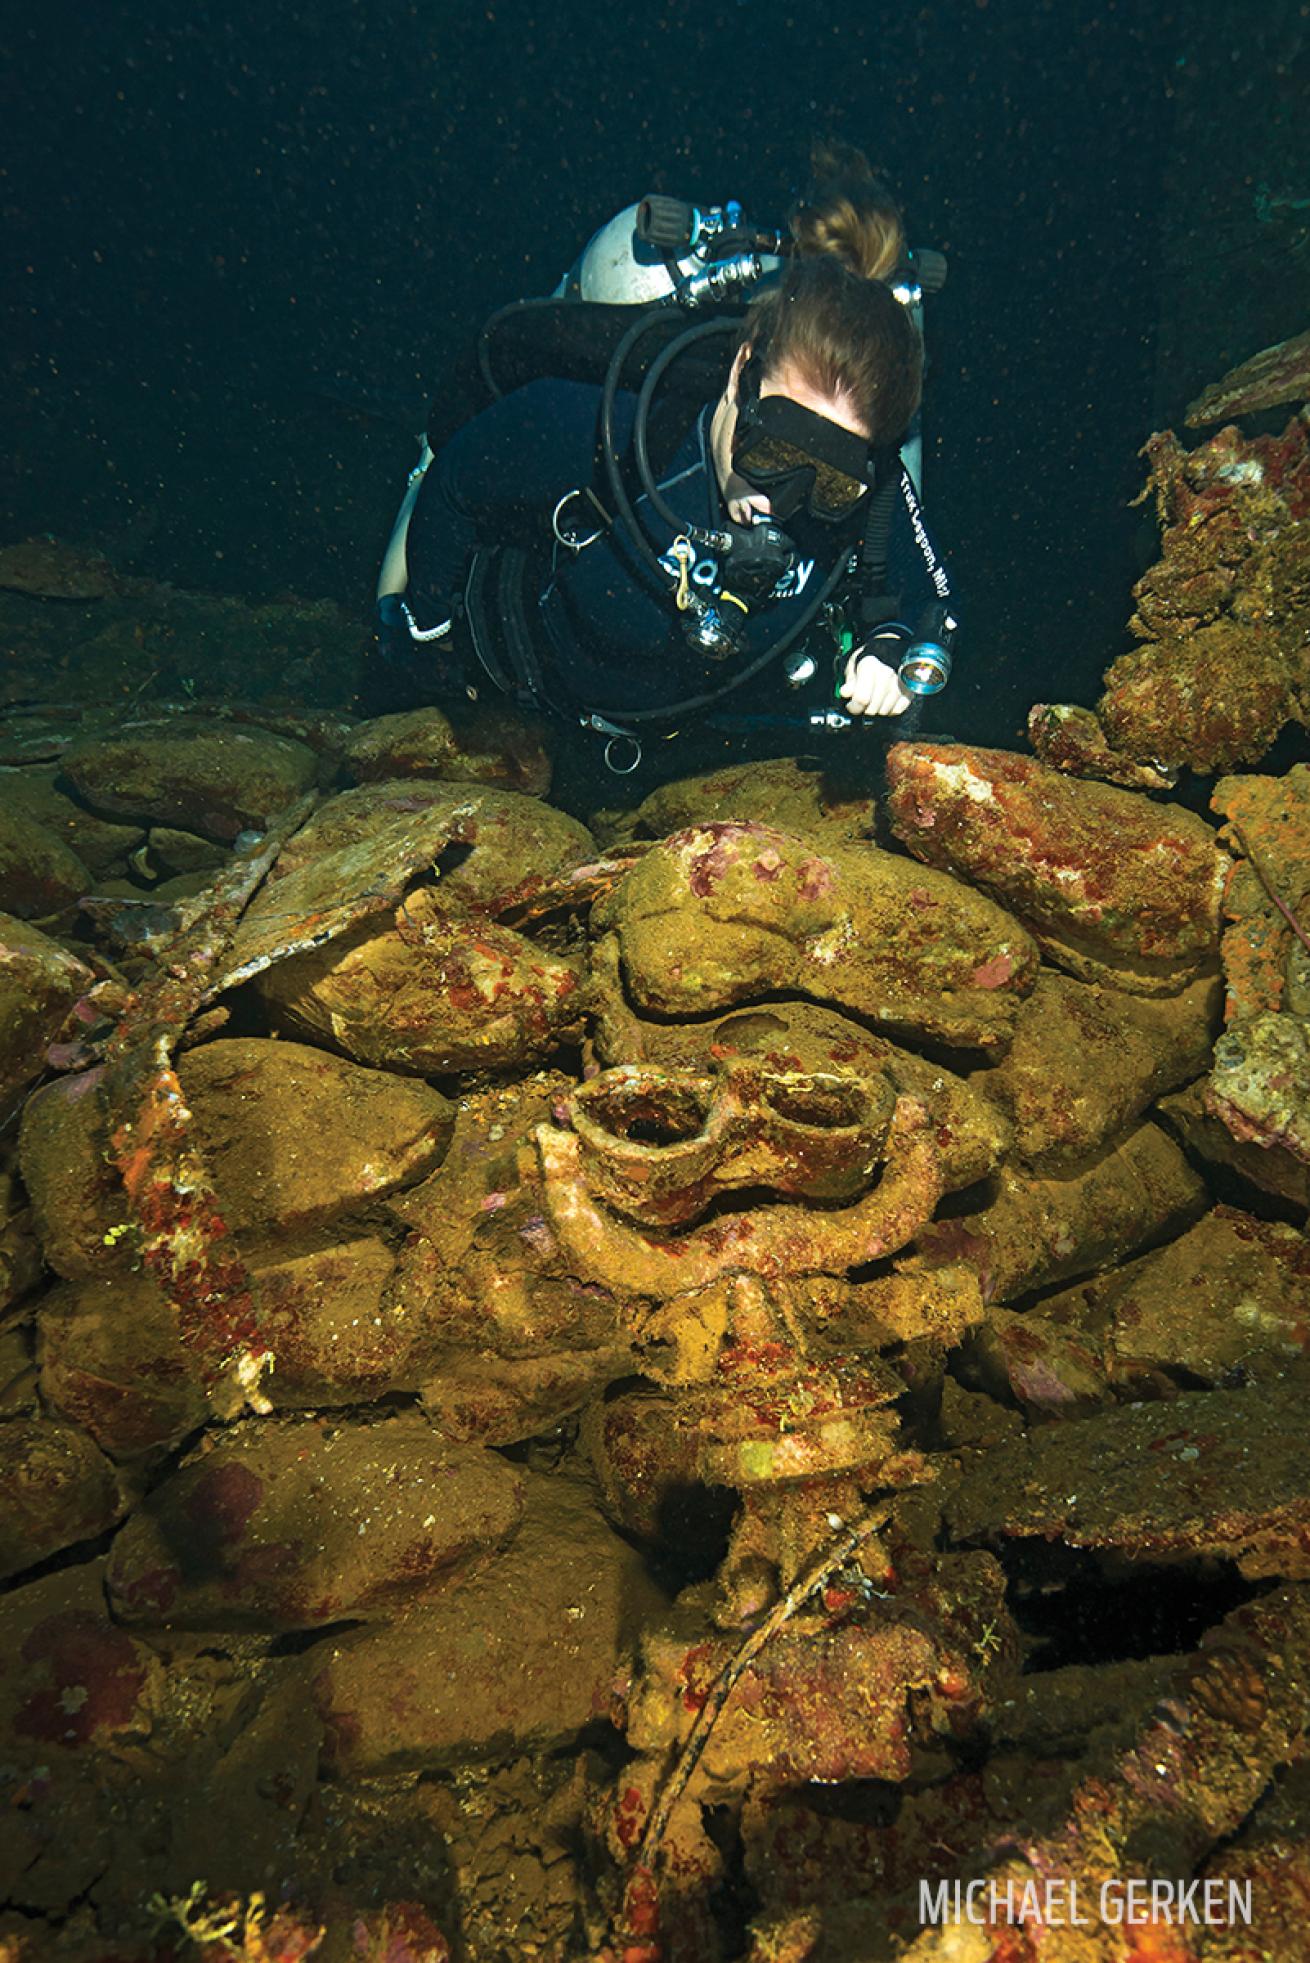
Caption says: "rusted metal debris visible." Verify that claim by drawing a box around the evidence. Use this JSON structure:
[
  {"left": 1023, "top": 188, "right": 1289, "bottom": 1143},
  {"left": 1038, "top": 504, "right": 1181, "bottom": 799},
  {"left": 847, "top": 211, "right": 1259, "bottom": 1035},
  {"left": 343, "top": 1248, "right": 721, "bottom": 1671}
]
[
  {"left": 1186, "top": 324, "right": 1310, "bottom": 425},
  {"left": 101, "top": 792, "right": 317, "bottom": 1418},
  {"left": 210, "top": 791, "right": 621, "bottom": 999}
]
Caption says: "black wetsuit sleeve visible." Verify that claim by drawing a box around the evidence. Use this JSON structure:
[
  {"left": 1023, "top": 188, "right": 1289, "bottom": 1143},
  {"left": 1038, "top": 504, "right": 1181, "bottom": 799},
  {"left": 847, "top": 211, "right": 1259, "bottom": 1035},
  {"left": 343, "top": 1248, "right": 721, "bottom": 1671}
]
[{"left": 405, "top": 378, "right": 632, "bottom": 617}]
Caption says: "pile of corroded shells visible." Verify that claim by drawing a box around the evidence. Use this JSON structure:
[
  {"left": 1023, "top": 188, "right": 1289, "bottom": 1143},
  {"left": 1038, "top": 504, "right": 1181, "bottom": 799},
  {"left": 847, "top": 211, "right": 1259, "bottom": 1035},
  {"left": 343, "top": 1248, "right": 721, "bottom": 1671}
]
[{"left": 0, "top": 353, "right": 1309, "bottom": 1963}]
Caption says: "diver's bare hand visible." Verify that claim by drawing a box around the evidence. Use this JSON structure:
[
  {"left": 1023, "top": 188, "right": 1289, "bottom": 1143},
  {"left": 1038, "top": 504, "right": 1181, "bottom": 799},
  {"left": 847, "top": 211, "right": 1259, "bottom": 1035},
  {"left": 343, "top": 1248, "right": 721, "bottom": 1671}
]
[{"left": 839, "top": 649, "right": 913, "bottom": 718}]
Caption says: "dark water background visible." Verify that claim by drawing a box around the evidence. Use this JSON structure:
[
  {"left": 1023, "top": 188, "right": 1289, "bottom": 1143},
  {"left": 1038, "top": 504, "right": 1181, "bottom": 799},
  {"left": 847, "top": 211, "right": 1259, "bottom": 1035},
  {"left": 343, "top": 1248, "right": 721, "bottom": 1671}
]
[{"left": 0, "top": 0, "right": 1282, "bottom": 752}]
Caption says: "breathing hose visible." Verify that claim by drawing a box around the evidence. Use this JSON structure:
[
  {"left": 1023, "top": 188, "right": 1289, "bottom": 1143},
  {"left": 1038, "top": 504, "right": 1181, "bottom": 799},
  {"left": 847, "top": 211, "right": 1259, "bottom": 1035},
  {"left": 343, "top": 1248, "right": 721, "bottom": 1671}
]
[
  {"left": 597, "top": 305, "right": 698, "bottom": 593},
  {"left": 632, "top": 316, "right": 739, "bottom": 543}
]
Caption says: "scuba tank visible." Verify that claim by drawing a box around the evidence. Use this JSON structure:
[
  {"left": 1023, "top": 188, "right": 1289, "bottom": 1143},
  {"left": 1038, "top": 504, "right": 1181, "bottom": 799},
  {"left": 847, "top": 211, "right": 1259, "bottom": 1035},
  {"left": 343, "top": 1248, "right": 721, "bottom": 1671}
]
[{"left": 380, "top": 195, "right": 780, "bottom": 601}]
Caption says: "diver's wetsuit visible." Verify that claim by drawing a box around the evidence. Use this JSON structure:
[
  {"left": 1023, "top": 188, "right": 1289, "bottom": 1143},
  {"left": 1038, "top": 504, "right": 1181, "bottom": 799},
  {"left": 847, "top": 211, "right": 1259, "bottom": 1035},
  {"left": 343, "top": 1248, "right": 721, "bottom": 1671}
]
[{"left": 401, "top": 376, "right": 938, "bottom": 719}]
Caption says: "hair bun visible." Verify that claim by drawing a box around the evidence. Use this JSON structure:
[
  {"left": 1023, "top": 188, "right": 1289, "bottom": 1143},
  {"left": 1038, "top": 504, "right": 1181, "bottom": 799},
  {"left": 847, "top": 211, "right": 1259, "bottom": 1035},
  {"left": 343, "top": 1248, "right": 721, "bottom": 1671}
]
[
  {"left": 808, "top": 138, "right": 879, "bottom": 188},
  {"left": 788, "top": 142, "right": 905, "bottom": 285}
]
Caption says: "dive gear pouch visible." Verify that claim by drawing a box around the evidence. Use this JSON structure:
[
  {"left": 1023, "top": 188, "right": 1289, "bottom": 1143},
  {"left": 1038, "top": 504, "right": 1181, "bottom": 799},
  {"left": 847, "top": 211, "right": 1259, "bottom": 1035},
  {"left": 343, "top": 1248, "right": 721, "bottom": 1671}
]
[{"left": 462, "top": 545, "right": 556, "bottom": 712}]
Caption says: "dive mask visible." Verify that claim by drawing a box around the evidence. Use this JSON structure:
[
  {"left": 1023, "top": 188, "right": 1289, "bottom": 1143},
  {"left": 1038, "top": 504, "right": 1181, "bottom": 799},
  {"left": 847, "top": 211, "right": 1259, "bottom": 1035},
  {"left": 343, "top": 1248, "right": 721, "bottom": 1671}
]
[{"left": 732, "top": 371, "right": 873, "bottom": 523}]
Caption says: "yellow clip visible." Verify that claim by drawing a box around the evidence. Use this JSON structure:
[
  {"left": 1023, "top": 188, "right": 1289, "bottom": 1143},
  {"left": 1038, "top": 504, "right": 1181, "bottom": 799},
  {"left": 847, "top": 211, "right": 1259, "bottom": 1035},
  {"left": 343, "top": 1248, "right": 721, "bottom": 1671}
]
[{"left": 670, "top": 536, "right": 695, "bottom": 612}]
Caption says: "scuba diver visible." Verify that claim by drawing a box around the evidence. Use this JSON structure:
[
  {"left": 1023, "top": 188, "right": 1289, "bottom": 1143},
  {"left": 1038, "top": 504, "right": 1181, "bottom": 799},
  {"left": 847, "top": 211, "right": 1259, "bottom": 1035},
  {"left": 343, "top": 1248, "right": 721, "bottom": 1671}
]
[{"left": 372, "top": 144, "right": 957, "bottom": 773}]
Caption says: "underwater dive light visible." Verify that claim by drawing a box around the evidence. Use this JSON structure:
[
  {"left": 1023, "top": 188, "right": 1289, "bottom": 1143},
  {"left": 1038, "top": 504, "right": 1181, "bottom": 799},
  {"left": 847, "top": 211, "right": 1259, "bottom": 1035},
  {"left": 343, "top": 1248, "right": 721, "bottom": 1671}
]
[{"left": 897, "top": 601, "right": 957, "bottom": 696}]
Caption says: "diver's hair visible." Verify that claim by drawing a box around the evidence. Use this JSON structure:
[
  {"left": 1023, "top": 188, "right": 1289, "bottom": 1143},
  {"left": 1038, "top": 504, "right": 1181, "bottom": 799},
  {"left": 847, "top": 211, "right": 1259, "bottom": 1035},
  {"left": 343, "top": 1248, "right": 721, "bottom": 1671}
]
[
  {"left": 745, "top": 256, "right": 922, "bottom": 449},
  {"left": 788, "top": 140, "right": 906, "bottom": 283}
]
